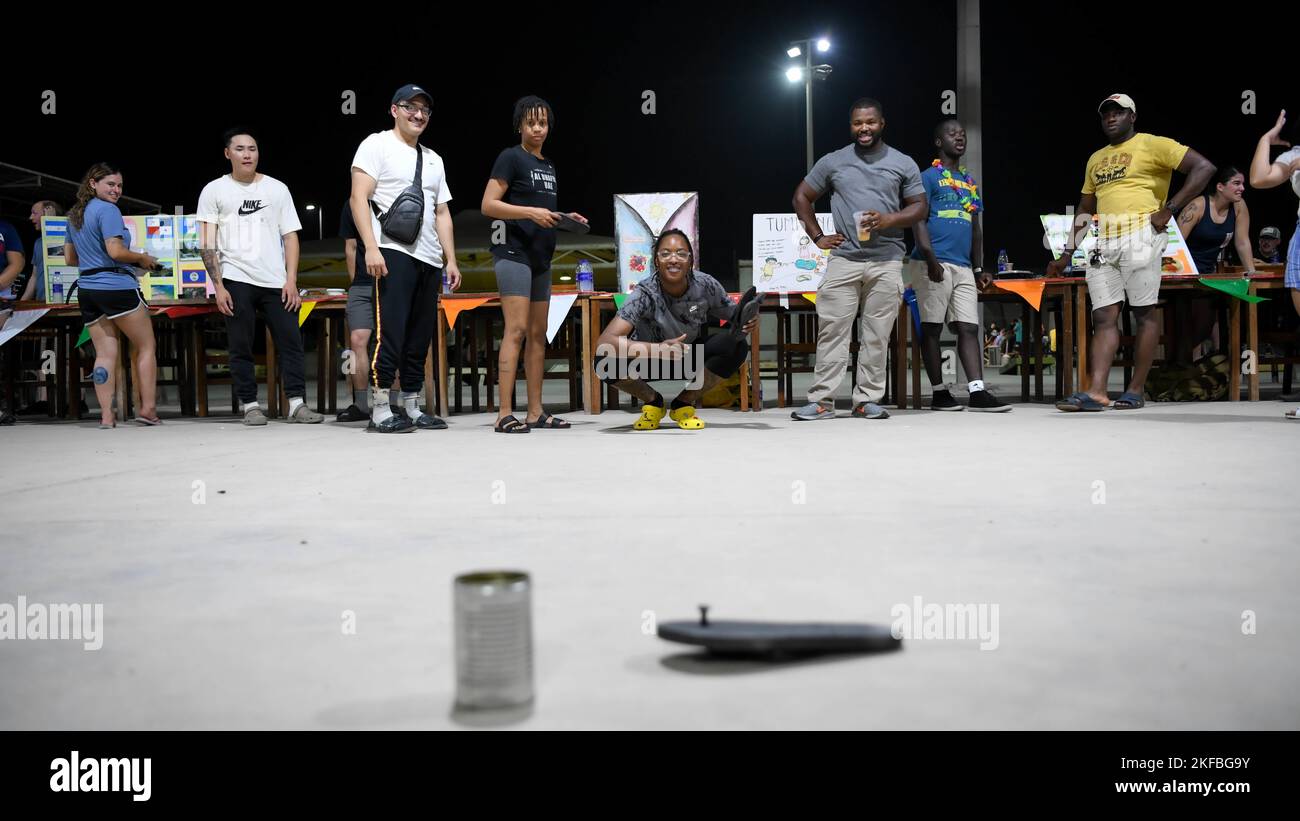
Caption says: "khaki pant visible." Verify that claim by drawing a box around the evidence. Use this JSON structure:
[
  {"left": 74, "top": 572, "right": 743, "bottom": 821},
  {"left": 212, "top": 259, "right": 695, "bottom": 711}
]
[{"left": 807, "top": 256, "right": 904, "bottom": 407}]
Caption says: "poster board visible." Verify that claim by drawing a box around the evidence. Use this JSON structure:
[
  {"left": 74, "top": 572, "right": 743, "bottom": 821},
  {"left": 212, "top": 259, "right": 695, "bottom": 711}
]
[
  {"left": 42, "top": 213, "right": 196, "bottom": 302},
  {"left": 1039, "top": 214, "right": 1198, "bottom": 275},
  {"left": 751, "top": 213, "right": 834, "bottom": 292},
  {"left": 614, "top": 193, "right": 699, "bottom": 293}
]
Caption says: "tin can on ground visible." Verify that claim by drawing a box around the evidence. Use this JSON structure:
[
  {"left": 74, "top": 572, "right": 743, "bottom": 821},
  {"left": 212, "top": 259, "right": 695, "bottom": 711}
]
[{"left": 454, "top": 571, "right": 533, "bottom": 710}]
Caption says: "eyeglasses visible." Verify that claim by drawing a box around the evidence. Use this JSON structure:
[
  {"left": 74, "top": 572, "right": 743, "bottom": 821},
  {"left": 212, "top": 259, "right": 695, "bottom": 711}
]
[
  {"left": 656, "top": 250, "right": 691, "bottom": 260},
  {"left": 397, "top": 102, "right": 432, "bottom": 117}
]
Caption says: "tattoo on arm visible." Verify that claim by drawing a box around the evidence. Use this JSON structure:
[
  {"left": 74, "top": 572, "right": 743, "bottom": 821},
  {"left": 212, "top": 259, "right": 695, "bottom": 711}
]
[{"left": 200, "top": 249, "right": 223, "bottom": 287}]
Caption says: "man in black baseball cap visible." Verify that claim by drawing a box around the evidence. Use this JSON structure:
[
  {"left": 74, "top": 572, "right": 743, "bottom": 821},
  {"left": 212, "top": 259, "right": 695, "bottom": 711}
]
[
  {"left": 347, "top": 82, "right": 461, "bottom": 432},
  {"left": 392, "top": 84, "right": 432, "bottom": 106}
]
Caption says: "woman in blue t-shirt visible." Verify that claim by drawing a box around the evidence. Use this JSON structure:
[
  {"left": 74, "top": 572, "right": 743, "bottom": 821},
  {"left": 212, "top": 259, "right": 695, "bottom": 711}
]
[
  {"left": 481, "top": 96, "right": 588, "bottom": 434},
  {"left": 64, "top": 163, "right": 162, "bottom": 427}
]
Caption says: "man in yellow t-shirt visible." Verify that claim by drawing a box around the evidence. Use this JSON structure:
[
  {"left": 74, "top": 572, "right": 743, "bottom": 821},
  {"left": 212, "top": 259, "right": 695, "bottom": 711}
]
[{"left": 1048, "top": 93, "right": 1215, "bottom": 411}]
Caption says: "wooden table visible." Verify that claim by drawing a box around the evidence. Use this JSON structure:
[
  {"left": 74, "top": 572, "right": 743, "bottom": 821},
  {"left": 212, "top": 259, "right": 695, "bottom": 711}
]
[
  {"left": 743, "top": 292, "right": 894, "bottom": 411},
  {"left": 435, "top": 292, "right": 587, "bottom": 418},
  {"left": 741, "top": 282, "right": 1074, "bottom": 411},
  {"left": 969, "top": 278, "right": 1078, "bottom": 403},
  {"left": 6, "top": 297, "right": 353, "bottom": 420},
  {"left": 1226, "top": 268, "right": 1288, "bottom": 401},
  {"left": 1072, "top": 272, "right": 1286, "bottom": 401}
]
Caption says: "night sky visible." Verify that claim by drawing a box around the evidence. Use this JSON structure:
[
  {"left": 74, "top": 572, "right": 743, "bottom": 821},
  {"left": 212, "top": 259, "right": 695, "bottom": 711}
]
[{"left": 6, "top": 1, "right": 1291, "bottom": 286}]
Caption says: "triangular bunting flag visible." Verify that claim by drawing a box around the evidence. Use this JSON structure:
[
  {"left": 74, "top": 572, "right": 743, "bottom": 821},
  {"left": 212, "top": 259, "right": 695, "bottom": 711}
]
[
  {"left": 1197, "top": 277, "right": 1268, "bottom": 304},
  {"left": 546, "top": 294, "right": 579, "bottom": 343},
  {"left": 994, "top": 279, "right": 1046, "bottom": 311},
  {"left": 443, "top": 297, "right": 492, "bottom": 329}
]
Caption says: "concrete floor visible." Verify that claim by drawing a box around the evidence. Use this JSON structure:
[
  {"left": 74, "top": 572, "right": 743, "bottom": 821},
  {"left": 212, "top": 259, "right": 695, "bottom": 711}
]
[{"left": 2, "top": 380, "right": 1298, "bottom": 730}]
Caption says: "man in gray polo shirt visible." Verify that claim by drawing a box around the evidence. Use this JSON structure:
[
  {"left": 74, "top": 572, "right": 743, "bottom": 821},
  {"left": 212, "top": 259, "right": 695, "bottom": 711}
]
[{"left": 791, "top": 97, "right": 927, "bottom": 420}]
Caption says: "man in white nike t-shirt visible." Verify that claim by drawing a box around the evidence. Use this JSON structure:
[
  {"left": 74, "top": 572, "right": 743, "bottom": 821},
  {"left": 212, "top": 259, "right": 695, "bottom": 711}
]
[{"left": 197, "top": 127, "right": 323, "bottom": 425}]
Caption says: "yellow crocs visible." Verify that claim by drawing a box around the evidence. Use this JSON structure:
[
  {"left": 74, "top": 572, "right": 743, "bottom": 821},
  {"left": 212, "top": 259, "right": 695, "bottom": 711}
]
[
  {"left": 669, "top": 405, "right": 705, "bottom": 430},
  {"left": 633, "top": 404, "right": 666, "bottom": 430}
]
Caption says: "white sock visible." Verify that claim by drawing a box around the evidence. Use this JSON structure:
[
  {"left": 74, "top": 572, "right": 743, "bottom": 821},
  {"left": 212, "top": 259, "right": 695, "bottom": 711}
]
[
  {"left": 402, "top": 391, "right": 421, "bottom": 416},
  {"left": 931, "top": 383, "right": 950, "bottom": 392},
  {"left": 968, "top": 380, "right": 986, "bottom": 393},
  {"left": 288, "top": 397, "right": 304, "bottom": 415},
  {"left": 371, "top": 389, "right": 393, "bottom": 423},
  {"left": 242, "top": 401, "right": 259, "bottom": 413}
]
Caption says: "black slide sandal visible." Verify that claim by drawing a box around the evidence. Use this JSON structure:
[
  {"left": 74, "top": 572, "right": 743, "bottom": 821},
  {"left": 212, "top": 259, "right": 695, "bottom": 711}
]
[
  {"left": 528, "top": 412, "right": 571, "bottom": 429},
  {"left": 495, "top": 415, "right": 532, "bottom": 434}
]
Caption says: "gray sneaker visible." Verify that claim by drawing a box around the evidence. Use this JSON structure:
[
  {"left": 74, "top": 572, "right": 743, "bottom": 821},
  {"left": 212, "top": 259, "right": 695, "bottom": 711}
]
[
  {"left": 791, "top": 402, "right": 835, "bottom": 421},
  {"left": 288, "top": 404, "right": 324, "bottom": 424},
  {"left": 851, "top": 402, "right": 890, "bottom": 419},
  {"left": 243, "top": 407, "right": 268, "bottom": 426}
]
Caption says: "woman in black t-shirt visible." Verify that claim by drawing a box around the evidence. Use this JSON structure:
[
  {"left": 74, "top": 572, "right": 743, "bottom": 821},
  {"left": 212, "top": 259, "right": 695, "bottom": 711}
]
[{"left": 481, "top": 96, "right": 588, "bottom": 433}]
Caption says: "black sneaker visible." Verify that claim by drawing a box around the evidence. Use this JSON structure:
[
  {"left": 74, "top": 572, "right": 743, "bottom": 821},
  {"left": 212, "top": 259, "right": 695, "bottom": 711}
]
[
  {"left": 335, "top": 404, "right": 368, "bottom": 422},
  {"left": 0, "top": 411, "right": 16, "bottom": 426},
  {"left": 930, "top": 389, "right": 964, "bottom": 411},
  {"left": 367, "top": 414, "right": 416, "bottom": 433},
  {"left": 968, "top": 389, "right": 1012, "bottom": 413}
]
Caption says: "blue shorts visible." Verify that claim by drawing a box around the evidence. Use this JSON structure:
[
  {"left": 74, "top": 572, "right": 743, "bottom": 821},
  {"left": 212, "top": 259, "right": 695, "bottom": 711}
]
[{"left": 1285, "top": 219, "right": 1300, "bottom": 289}]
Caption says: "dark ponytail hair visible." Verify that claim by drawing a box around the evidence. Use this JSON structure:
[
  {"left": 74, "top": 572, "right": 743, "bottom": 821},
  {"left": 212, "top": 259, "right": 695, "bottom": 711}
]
[{"left": 1205, "top": 165, "right": 1243, "bottom": 197}]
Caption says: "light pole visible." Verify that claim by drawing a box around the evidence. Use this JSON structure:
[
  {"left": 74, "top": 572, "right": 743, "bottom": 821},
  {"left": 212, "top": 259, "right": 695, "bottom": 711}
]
[
  {"left": 305, "top": 204, "right": 322, "bottom": 240},
  {"left": 786, "top": 37, "right": 832, "bottom": 173}
]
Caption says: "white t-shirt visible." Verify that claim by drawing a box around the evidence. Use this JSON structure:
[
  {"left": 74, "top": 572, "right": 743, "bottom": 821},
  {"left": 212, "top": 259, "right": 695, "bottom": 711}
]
[
  {"left": 196, "top": 174, "right": 302, "bottom": 288},
  {"left": 351, "top": 129, "right": 452, "bottom": 267},
  {"left": 1277, "top": 147, "right": 1300, "bottom": 216}
]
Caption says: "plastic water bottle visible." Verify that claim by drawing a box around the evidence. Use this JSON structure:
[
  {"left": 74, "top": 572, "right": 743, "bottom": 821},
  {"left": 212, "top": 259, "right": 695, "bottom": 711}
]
[
  {"left": 442, "top": 269, "right": 452, "bottom": 295},
  {"left": 997, "top": 249, "right": 1010, "bottom": 274},
  {"left": 576, "top": 259, "right": 594, "bottom": 292}
]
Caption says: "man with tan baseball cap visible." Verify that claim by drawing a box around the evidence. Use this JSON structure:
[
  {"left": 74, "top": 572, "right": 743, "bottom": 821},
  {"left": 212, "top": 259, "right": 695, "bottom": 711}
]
[
  {"left": 1048, "top": 92, "right": 1216, "bottom": 411},
  {"left": 1097, "top": 93, "right": 1137, "bottom": 114}
]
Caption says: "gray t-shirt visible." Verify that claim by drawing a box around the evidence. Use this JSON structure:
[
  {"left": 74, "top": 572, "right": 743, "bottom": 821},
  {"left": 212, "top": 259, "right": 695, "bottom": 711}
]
[
  {"left": 804, "top": 143, "right": 925, "bottom": 261},
  {"left": 616, "top": 270, "right": 735, "bottom": 343}
]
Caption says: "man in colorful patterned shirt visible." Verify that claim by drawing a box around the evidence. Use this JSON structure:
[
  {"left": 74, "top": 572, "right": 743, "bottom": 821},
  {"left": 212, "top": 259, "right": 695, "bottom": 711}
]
[{"left": 909, "top": 118, "right": 1009, "bottom": 412}]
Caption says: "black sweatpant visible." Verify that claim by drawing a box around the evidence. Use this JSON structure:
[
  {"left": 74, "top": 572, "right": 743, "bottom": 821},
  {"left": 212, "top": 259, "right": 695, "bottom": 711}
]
[
  {"left": 371, "top": 248, "right": 440, "bottom": 394},
  {"left": 224, "top": 279, "right": 306, "bottom": 404},
  {"left": 595, "top": 331, "right": 750, "bottom": 386}
]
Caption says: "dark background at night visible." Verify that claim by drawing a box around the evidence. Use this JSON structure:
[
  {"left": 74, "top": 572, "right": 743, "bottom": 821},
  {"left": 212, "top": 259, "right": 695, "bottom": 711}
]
[{"left": 4, "top": 1, "right": 1290, "bottom": 286}]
